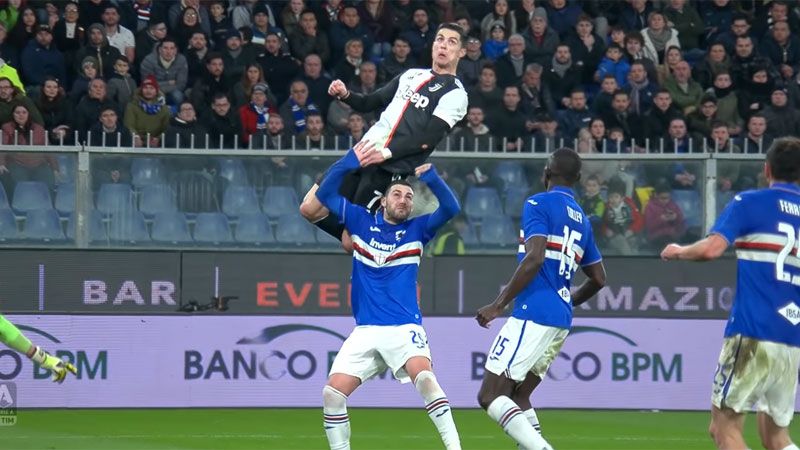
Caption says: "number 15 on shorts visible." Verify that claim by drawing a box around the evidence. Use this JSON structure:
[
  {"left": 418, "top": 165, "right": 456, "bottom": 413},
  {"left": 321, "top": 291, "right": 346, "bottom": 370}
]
[{"left": 488, "top": 335, "right": 510, "bottom": 361}]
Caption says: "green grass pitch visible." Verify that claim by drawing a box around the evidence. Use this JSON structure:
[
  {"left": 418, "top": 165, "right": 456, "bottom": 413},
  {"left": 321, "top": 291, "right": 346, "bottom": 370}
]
[{"left": 4, "top": 408, "right": 797, "bottom": 449}]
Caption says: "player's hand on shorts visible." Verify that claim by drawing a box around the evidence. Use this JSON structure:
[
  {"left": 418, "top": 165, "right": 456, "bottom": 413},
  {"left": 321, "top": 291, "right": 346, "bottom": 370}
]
[
  {"left": 328, "top": 79, "right": 348, "bottom": 98},
  {"left": 660, "top": 243, "right": 683, "bottom": 261},
  {"left": 39, "top": 351, "right": 77, "bottom": 383},
  {"left": 476, "top": 304, "right": 501, "bottom": 328},
  {"left": 415, "top": 163, "right": 433, "bottom": 177}
]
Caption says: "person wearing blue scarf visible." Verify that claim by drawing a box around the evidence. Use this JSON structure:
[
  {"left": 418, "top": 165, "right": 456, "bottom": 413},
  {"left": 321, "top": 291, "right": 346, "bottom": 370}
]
[{"left": 279, "top": 79, "right": 319, "bottom": 134}]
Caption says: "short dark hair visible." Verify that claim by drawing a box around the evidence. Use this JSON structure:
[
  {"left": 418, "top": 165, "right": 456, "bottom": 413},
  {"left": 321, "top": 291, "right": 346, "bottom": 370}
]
[
  {"left": 711, "top": 120, "right": 728, "bottom": 130},
  {"left": 767, "top": 137, "right": 800, "bottom": 182},
  {"left": 749, "top": 113, "right": 766, "bottom": 123},
  {"left": 212, "top": 92, "right": 229, "bottom": 103},
  {"left": 548, "top": 148, "right": 581, "bottom": 184},
  {"left": 655, "top": 88, "right": 671, "bottom": 97},
  {"left": 205, "top": 51, "right": 224, "bottom": 64},
  {"left": 569, "top": 88, "right": 585, "bottom": 96},
  {"left": 385, "top": 179, "right": 413, "bottom": 195},
  {"left": 436, "top": 22, "right": 468, "bottom": 47},
  {"left": 612, "top": 89, "right": 628, "bottom": 99}
]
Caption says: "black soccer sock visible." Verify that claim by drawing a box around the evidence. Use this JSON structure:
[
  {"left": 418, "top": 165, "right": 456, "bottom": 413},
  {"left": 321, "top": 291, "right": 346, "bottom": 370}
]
[{"left": 314, "top": 214, "right": 345, "bottom": 242}]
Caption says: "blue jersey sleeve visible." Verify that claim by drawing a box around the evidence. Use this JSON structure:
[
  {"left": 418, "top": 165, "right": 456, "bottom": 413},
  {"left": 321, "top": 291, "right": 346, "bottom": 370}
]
[
  {"left": 710, "top": 193, "right": 750, "bottom": 244},
  {"left": 522, "top": 196, "right": 549, "bottom": 240},
  {"left": 316, "top": 150, "right": 365, "bottom": 230},
  {"left": 581, "top": 227, "right": 603, "bottom": 266}
]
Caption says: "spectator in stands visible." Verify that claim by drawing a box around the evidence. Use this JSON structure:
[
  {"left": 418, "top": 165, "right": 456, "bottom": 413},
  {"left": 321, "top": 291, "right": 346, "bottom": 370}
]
[
  {"left": 74, "top": 23, "right": 122, "bottom": 80},
  {"left": 731, "top": 35, "right": 774, "bottom": 88},
  {"left": 532, "top": 113, "right": 564, "bottom": 153},
  {"left": 665, "top": 117, "right": 698, "bottom": 154},
  {"left": 495, "top": 34, "right": 530, "bottom": 88},
  {"left": 251, "top": 2, "right": 288, "bottom": 49},
  {"left": 692, "top": 42, "right": 731, "bottom": 89},
  {"left": 701, "top": 0, "right": 735, "bottom": 45},
  {"left": 687, "top": 95, "right": 720, "bottom": 140},
  {"left": 451, "top": 105, "right": 494, "bottom": 152},
  {"left": 468, "top": 64, "right": 502, "bottom": 111},
  {"left": 0, "top": 104, "right": 55, "bottom": 195},
  {"left": 754, "top": 0, "right": 800, "bottom": 41},
  {"left": 289, "top": 8, "right": 330, "bottom": 66},
  {"left": 709, "top": 122, "right": 742, "bottom": 192},
  {"left": 522, "top": 7, "right": 558, "bottom": 67},
  {"left": 714, "top": 13, "right": 754, "bottom": 55},
  {"left": 557, "top": 88, "right": 591, "bottom": 139},
  {"left": 79, "top": 0, "right": 110, "bottom": 31},
  {"left": 140, "top": 37, "right": 188, "bottom": 107},
  {"left": 591, "top": 74, "right": 618, "bottom": 113},
  {"left": 70, "top": 56, "right": 99, "bottom": 103},
  {"left": 317, "top": 0, "right": 344, "bottom": 33},
  {"left": 0, "top": 23, "right": 19, "bottom": 69},
  {"left": 256, "top": 114, "right": 292, "bottom": 150},
  {"left": 133, "top": 17, "right": 166, "bottom": 70},
  {"left": 519, "top": 63, "right": 555, "bottom": 121},
  {"left": 586, "top": 117, "right": 614, "bottom": 153},
  {"left": 601, "top": 90, "right": 642, "bottom": 144},
  {"left": 545, "top": 0, "right": 582, "bottom": 39},
  {"left": 738, "top": 67, "right": 775, "bottom": 122},
  {"left": 623, "top": 31, "right": 658, "bottom": 80},
  {"left": 208, "top": 1, "right": 232, "bottom": 48},
  {"left": 257, "top": 32, "right": 300, "bottom": 105},
  {"left": 232, "top": 62, "right": 273, "bottom": 109},
  {"left": 0, "top": 0, "right": 21, "bottom": 32},
  {"left": 239, "top": 82, "right": 278, "bottom": 146},
  {"left": 760, "top": 20, "right": 800, "bottom": 83},
  {"left": 737, "top": 113, "right": 772, "bottom": 154},
  {"left": 164, "top": 101, "right": 207, "bottom": 149},
  {"left": 20, "top": 24, "right": 64, "bottom": 90},
  {"left": 761, "top": 87, "right": 800, "bottom": 138},
  {"left": 0, "top": 77, "right": 42, "bottom": 125},
  {"left": 481, "top": 21, "right": 508, "bottom": 62},
  {"left": 357, "top": 0, "right": 395, "bottom": 58},
  {"left": 645, "top": 88, "right": 685, "bottom": 147},
  {"left": 350, "top": 61, "right": 377, "bottom": 96},
  {"left": 231, "top": 0, "right": 273, "bottom": 31},
  {"left": 106, "top": 55, "right": 136, "bottom": 112},
  {"left": 333, "top": 38, "right": 365, "bottom": 86},
  {"left": 664, "top": 61, "right": 704, "bottom": 115},
  {"left": 280, "top": 0, "right": 305, "bottom": 37},
  {"left": 8, "top": 6, "right": 37, "bottom": 52},
  {"left": 326, "top": 96, "right": 354, "bottom": 135},
  {"left": 602, "top": 177, "right": 643, "bottom": 255},
  {"left": 480, "top": 0, "right": 515, "bottom": 41},
  {"left": 221, "top": 28, "right": 256, "bottom": 84},
  {"left": 709, "top": 72, "right": 742, "bottom": 134},
  {"left": 88, "top": 105, "right": 132, "bottom": 147},
  {"left": 513, "top": 0, "right": 536, "bottom": 28},
  {"left": 380, "top": 36, "right": 415, "bottom": 84},
  {"left": 663, "top": 0, "right": 703, "bottom": 53},
  {"left": 331, "top": 5, "right": 373, "bottom": 62},
  {"left": 2, "top": 104, "right": 45, "bottom": 145},
  {"left": 123, "top": 75, "right": 168, "bottom": 148},
  {"left": 36, "top": 77, "right": 72, "bottom": 145},
  {"left": 297, "top": 53, "right": 332, "bottom": 115},
  {"left": 296, "top": 110, "right": 334, "bottom": 149},
  {"left": 128, "top": 0, "right": 156, "bottom": 32},
  {"left": 644, "top": 181, "right": 685, "bottom": 248},
  {"left": 184, "top": 31, "right": 210, "bottom": 86},
  {"left": 488, "top": 85, "right": 527, "bottom": 152},
  {"left": 102, "top": 4, "right": 135, "bottom": 64},
  {"left": 619, "top": 0, "right": 652, "bottom": 31},
  {"left": 580, "top": 175, "right": 605, "bottom": 237},
  {"left": 564, "top": 14, "right": 605, "bottom": 85},
  {"left": 174, "top": 7, "right": 203, "bottom": 52},
  {"left": 201, "top": 92, "right": 240, "bottom": 149},
  {"left": 595, "top": 43, "right": 630, "bottom": 87},
  {"left": 655, "top": 45, "right": 683, "bottom": 85},
  {"left": 455, "top": 36, "right": 483, "bottom": 89},
  {"left": 432, "top": 215, "right": 467, "bottom": 255},
  {"left": 624, "top": 61, "right": 657, "bottom": 115},
  {"left": 190, "top": 52, "right": 232, "bottom": 111},
  {"left": 337, "top": 111, "right": 365, "bottom": 150},
  {"left": 280, "top": 79, "right": 319, "bottom": 135},
  {"left": 167, "top": 0, "right": 209, "bottom": 37}
]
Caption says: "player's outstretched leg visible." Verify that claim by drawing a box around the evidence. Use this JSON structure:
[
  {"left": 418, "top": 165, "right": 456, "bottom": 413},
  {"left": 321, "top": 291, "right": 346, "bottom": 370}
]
[
  {"left": 512, "top": 372, "right": 543, "bottom": 434},
  {"left": 322, "top": 374, "right": 360, "bottom": 450},
  {"left": 478, "top": 372, "right": 553, "bottom": 450},
  {"left": 757, "top": 411, "right": 798, "bottom": 450},
  {"left": 407, "top": 357, "right": 461, "bottom": 450},
  {"left": 709, "top": 406, "right": 747, "bottom": 449},
  {"left": 0, "top": 314, "right": 76, "bottom": 382}
]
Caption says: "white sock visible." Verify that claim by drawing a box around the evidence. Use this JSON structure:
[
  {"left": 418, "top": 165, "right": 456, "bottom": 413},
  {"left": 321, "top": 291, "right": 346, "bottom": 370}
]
[
  {"left": 322, "top": 386, "right": 351, "bottom": 450},
  {"left": 414, "top": 370, "right": 461, "bottom": 450},
  {"left": 487, "top": 396, "right": 552, "bottom": 450},
  {"left": 524, "top": 408, "right": 541, "bottom": 433},
  {"left": 780, "top": 444, "right": 800, "bottom": 450}
]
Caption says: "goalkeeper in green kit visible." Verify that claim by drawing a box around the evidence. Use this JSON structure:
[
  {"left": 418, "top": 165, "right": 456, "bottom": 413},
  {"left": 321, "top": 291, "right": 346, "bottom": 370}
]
[{"left": 0, "top": 315, "right": 76, "bottom": 382}]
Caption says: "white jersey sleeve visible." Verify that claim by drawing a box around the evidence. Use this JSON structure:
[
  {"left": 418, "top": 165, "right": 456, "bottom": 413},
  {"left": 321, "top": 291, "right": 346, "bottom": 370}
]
[{"left": 432, "top": 86, "right": 468, "bottom": 128}]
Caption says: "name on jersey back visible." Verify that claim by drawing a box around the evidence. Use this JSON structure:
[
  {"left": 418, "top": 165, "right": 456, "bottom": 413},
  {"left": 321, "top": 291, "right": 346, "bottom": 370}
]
[
  {"left": 567, "top": 205, "right": 583, "bottom": 224},
  {"left": 779, "top": 199, "right": 800, "bottom": 217}
]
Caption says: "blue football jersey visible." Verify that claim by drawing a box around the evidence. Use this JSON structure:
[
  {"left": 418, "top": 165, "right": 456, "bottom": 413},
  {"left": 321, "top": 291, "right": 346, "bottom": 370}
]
[
  {"left": 336, "top": 202, "right": 437, "bottom": 326},
  {"left": 513, "top": 186, "right": 602, "bottom": 328},
  {"left": 711, "top": 182, "right": 800, "bottom": 347}
]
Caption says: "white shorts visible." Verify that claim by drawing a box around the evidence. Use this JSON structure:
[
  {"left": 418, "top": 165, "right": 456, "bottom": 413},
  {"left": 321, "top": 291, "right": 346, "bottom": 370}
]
[
  {"left": 484, "top": 317, "right": 569, "bottom": 382},
  {"left": 711, "top": 334, "right": 800, "bottom": 427},
  {"left": 329, "top": 324, "right": 432, "bottom": 384}
]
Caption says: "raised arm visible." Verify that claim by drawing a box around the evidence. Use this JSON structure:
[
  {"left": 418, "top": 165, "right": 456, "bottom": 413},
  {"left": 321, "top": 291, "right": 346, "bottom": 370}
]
[
  {"left": 315, "top": 148, "right": 361, "bottom": 216},
  {"left": 416, "top": 164, "right": 461, "bottom": 237},
  {"left": 330, "top": 76, "right": 399, "bottom": 112}
]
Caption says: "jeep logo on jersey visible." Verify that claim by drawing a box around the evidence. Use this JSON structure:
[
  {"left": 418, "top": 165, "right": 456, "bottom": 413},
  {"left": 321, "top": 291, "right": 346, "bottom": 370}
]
[{"left": 400, "top": 87, "right": 430, "bottom": 109}]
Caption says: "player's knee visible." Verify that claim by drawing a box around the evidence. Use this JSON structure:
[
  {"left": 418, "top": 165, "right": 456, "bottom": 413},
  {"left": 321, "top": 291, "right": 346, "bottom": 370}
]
[
  {"left": 477, "top": 388, "right": 495, "bottom": 411},
  {"left": 760, "top": 433, "right": 790, "bottom": 450},
  {"left": 322, "top": 385, "right": 348, "bottom": 409},
  {"left": 413, "top": 370, "right": 441, "bottom": 396}
]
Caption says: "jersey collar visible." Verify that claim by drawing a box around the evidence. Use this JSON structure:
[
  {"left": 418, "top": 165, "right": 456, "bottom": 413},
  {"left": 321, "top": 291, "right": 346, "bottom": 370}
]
[
  {"left": 771, "top": 182, "right": 800, "bottom": 194},
  {"left": 549, "top": 186, "right": 575, "bottom": 197}
]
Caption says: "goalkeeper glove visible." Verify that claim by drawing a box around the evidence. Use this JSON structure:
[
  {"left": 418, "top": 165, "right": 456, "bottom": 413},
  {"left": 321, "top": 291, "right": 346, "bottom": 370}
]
[{"left": 30, "top": 346, "right": 77, "bottom": 383}]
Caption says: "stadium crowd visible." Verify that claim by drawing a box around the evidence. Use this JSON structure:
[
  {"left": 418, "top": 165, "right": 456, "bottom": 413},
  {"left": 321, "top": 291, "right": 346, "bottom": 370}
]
[{"left": 0, "top": 0, "right": 787, "bottom": 253}]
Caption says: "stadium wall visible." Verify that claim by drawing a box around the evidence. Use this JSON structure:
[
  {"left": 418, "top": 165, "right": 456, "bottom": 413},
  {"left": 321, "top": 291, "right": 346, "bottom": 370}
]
[
  {"left": 3, "top": 315, "right": 798, "bottom": 411},
  {"left": 0, "top": 250, "right": 736, "bottom": 318}
]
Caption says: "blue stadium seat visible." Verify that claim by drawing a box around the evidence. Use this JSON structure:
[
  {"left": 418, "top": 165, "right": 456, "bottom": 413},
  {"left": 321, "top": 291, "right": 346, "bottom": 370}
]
[
  {"left": 131, "top": 158, "right": 167, "bottom": 188},
  {"left": 12, "top": 181, "right": 52, "bottom": 213},
  {"left": 235, "top": 212, "right": 275, "bottom": 245},
  {"left": 504, "top": 187, "right": 530, "bottom": 219},
  {"left": 0, "top": 183, "right": 9, "bottom": 210},
  {"left": 671, "top": 189, "right": 702, "bottom": 229},
  {"left": 194, "top": 212, "right": 234, "bottom": 244},
  {"left": 0, "top": 208, "right": 18, "bottom": 241},
  {"left": 217, "top": 158, "right": 249, "bottom": 186},
  {"left": 222, "top": 185, "right": 260, "bottom": 218},
  {"left": 275, "top": 213, "right": 316, "bottom": 245},
  {"left": 54, "top": 182, "right": 75, "bottom": 216},
  {"left": 23, "top": 209, "right": 64, "bottom": 241},
  {"left": 108, "top": 211, "right": 150, "bottom": 243},
  {"left": 461, "top": 222, "right": 479, "bottom": 246},
  {"left": 262, "top": 186, "right": 299, "bottom": 220},
  {"left": 315, "top": 227, "right": 341, "bottom": 247},
  {"left": 67, "top": 210, "right": 108, "bottom": 243},
  {"left": 55, "top": 154, "right": 76, "bottom": 184},
  {"left": 464, "top": 187, "right": 502, "bottom": 221},
  {"left": 151, "top": 211, "right": 192, "bottom": 244},
  {"left": 139, "top": 184, "right": 177, "bottom": 217},
  {"left": 493, "top": 161, "right": 529, "bottom": 191},
  {"left": 480, "top": 215, "right": 517, "bottom": 247},
  {"left": 97, "top": 183, "right": 135, "bottom": 215}
]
